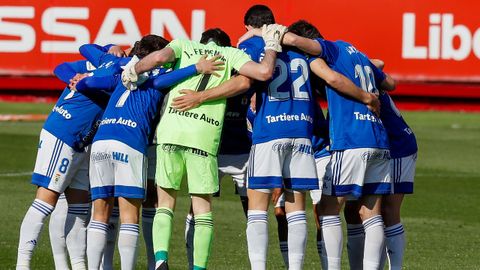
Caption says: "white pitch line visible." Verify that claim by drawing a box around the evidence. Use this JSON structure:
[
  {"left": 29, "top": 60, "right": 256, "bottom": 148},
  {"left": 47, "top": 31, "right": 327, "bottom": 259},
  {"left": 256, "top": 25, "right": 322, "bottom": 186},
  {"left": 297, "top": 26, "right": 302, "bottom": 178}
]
[{"left": 0, "top": 171, "right": 32, "bottom": 177}]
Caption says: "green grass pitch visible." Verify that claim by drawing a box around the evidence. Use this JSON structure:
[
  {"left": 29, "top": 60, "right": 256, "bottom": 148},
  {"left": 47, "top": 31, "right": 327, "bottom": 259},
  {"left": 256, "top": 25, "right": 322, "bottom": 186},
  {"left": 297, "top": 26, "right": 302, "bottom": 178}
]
[{"left": 0, "top": 101, "right": 479, "bottom": 269}]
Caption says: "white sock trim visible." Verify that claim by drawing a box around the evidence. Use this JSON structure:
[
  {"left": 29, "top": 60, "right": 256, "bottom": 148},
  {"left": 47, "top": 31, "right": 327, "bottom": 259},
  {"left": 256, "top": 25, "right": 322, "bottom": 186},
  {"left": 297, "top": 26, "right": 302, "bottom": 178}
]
[
  {"left": 120, "top": 223, "right": 140, "bottom": 236},
  {"left": 363, "top": 215, "right": 384, "bottom": 230},
  {"left": 247, "top": 210, "right": 268, "bottom": 224},
  {"left": 89, "top": 220, "right": 109, "bottom": 234},
  {"left": 286, "top": 210, "right": 307, "bottom": 225},
  {"left": 319, "top": 215, "right": 342, "bottom": 228},
  {"left": 31, "top": 199, "right": 54, "bottom": 216}
]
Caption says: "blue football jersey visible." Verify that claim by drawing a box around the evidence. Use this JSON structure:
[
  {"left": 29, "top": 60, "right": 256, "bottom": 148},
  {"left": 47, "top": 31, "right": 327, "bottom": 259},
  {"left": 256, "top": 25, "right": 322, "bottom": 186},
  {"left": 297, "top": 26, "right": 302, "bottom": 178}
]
[
  {"left": 379, "top": 93, "right": 417, "bottom": 158},
  {"left": 93, "top": 72, "right": 165, "bottom": 155},
  {"left": 43, "top": 53, "right": 131, "bottom": 151},
  {"left": 43, "top": 60, "right": 104, "bottom": 151},
  {"left": 252, "top": 48, "right": 316, "bottom": 144},
  {"left": 316, "top": 39, "right": 389, "bottom": 150},
  {"left": 239, "top": 36, "right": 265, "bottom": 63},
  {"left": 92, "top": 64, "right": 198, "bottom": 154}
]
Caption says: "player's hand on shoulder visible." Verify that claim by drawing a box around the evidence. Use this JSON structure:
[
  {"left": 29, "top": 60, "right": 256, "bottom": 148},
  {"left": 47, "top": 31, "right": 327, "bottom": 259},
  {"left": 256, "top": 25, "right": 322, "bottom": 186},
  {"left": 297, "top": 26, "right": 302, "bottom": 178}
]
[
  {"left": 262, "top": 24, "right": 288, "bottom": 52},
  {"left": 69, "top": 73, "right": 88, "bottom": 90},
  {"left": 371, "top": 59, "right": 385, "bottom": 70},
  {"left": 108, "top": 45, "right": 126, "bottom": 57},
  {"left": 237, "top": 28, "right": 262, "bottom": 46},
  {"left": 365, "top": 92, "right": 381, "bottom": 117},
  {"left": 195, "top": 55, "right": 225, "bottom": 77},
  {"left": 171, "top": 89, "right": 204, "bottom": 111}
]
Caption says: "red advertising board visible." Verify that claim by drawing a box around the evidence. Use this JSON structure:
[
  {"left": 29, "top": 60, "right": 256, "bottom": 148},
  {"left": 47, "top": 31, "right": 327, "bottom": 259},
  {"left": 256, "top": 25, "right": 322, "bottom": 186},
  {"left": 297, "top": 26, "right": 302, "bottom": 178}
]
[{"left": 0, "top": 0, "right": 479, "bottom": 83}]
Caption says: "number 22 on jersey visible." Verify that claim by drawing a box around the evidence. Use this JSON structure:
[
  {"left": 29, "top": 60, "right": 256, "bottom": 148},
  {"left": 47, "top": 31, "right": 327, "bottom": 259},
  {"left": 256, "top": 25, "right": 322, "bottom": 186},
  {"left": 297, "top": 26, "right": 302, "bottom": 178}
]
[{"left": 268, "top": 58, "right": 310, "bottom": 101}]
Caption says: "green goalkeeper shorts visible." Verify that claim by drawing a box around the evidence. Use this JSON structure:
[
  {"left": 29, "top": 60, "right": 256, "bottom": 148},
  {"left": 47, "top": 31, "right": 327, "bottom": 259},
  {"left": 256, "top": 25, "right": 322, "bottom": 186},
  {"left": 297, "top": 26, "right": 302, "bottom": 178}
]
[{"left": 155, "top": 144, "right": 219, "bottom": 194}]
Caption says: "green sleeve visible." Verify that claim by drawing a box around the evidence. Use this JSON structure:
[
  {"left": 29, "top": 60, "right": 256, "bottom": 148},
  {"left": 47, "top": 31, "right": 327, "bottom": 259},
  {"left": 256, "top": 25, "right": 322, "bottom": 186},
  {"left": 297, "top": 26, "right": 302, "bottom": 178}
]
[
  {"left": 224, "top": 47, "right": 252, "bottom": 71},
  {"left": 166, "top": 39, "right": 184, "bottom": 59}
]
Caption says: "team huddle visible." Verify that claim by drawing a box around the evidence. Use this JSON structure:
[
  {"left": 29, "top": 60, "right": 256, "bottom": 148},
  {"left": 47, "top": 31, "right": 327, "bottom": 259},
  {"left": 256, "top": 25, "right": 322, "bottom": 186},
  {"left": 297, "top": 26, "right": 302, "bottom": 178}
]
[{"left": 16, "top": 4, "right": 418, "bottom": 270}]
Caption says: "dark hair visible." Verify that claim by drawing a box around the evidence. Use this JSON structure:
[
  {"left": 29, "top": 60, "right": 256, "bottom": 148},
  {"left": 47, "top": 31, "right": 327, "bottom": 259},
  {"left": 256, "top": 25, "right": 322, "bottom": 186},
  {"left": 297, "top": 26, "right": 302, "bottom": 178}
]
[
  {"left": 287, "top": 20, "right": 324, "bottom": 39},
  {"left": 200, "top": 28, "right": 231, "bottom": 46},
  {"left": 128, "top": 34, "right": 170, "bottom": 58},
  {"left": 244, "top": 5, "right": 275, "bottom": 28}
]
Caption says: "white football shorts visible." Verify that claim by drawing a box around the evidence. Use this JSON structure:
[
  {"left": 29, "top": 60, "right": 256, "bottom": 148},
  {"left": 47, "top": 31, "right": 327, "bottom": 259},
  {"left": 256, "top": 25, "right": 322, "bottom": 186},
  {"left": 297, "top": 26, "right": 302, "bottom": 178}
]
[
  {"left": 90, "top": 140, "right": 147, "bottom": 200},
  {"left": 247, "top": 138, "right": 318, "bottom": 191},
  {"left": 390, "top": 153, "right": 417, "bottom": 194},
  {"left": 310, "top": 155, "right": 332, "bottom": 204},
  {"left": 323, "top": 148, "right": 391, "bottom": 198},
  {"left": 218, "top": 153, "right": 249, "bottom": 197},
  {"left": 31, "top": 129, "right": 89, "bottom": 193}
]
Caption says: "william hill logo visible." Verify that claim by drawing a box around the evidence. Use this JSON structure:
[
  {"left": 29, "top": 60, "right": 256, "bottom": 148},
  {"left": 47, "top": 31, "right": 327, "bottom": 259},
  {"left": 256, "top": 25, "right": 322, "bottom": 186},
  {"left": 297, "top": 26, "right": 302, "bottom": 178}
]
[{"left": 112, "top": 152, "right": 129, "bottom": 163}]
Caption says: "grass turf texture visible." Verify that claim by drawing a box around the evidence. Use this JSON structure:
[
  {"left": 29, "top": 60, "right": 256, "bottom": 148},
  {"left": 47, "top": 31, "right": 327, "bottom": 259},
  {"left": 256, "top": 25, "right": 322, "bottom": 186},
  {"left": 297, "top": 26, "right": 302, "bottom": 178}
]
[{"left": 0, "top": 101, "right": 479, "bottom": 269}]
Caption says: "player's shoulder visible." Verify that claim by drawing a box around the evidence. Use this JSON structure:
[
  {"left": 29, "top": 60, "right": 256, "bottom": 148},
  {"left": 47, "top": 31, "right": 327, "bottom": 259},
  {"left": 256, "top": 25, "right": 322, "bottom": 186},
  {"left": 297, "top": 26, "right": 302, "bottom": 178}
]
[
  {"left": 239, "top": 36, "right": 264, "bottom": 47},
  {"left": 279, "top": 48, "right": 310, "bottom": 65},
  {"left": 169, "top": 38, "right": 197, "bottom": 48},
  {"left": 335, "top": 40, "right": 367, "bottom": 56}
]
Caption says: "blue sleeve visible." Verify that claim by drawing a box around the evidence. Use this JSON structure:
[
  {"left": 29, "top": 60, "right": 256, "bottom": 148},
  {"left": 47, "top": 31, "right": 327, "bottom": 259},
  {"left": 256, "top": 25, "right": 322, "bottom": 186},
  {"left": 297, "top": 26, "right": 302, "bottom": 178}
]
[
  {"left": 79, "top": 44, "right": 116, "bottom": 67},
  {"left": 118, "top": 57, "right": 132, "bottom": 67},
  {"left": 315, "top": 39, "right": 340, "bottom": 65},
  {"left": 150, "top": 64, "right": 197, "bottom": 90},
  {"left": 76, "top": 75, "right": 118, "bottom": 94},
  {"left": 368, "top": 60, "right": 386, "bottom": 87},
  {"left": 53, "top": 60, "right": 89, "bottom": 83},
  {"left": 238, "top": 41, "right": 259, "bottom": 62}
]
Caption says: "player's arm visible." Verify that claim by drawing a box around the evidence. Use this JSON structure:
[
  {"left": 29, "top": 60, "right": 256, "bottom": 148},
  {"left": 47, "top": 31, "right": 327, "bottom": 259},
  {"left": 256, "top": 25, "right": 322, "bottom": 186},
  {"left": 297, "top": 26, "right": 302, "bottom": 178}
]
[
  {"left": 133, "top": 47, "right": 176, "bottom": 75},
  {"left": 79, "top": 44, "right": 121, "bottom": 67},
  {"left": 148, "top": 55, "right": 225, "bottom": 90},
  {"left": 282, "top": 32, "right": 323, "bottom": 56},
  {"left": 237, "top": 24, "right": 288, "bottom": 81},
  {"left": 237, "top": 50, "right": 277, "bottom": 81},
  {"left": 310, "top": 58, "right": 380, "bottom": 115},
  {"left": 241, "top": 28, "right": 323, "bottom": 56},
  {"left": 380, "top": 73, "right": 396, "bottom": 92},
  {"left": 73, "top": 75, "right": 117, "bottom": 107},
  {"left": 171, "top": 75, "right": 252, "bottom": 111},
  {"left": 369, "top": 59, "right": 396, "bottom": 91},
  {"left": 53, "top": 60, "right": 91, "bottom": 84},
  {"left": 74, "top": 75, "right": 117, "bottom": 94}
]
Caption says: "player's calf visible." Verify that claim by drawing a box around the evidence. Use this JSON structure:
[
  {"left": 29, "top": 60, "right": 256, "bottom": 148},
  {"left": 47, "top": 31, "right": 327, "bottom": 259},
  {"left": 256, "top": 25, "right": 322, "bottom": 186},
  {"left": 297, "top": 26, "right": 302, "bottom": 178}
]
[
  {"left": 118, "top": 197, "right": 143, "bottom": 270},
  {"left": 284, "top": 191, "right": 308, "bottom": 270}
]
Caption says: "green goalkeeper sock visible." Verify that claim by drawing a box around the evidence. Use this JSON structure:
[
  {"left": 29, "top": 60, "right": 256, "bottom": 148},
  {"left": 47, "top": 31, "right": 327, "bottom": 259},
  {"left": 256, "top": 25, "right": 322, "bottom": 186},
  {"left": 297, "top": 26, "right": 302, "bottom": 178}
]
[
  {"left": 153, "top": 207, "right": 174, "bottom": 263},
  {"left": 193, "top": 212, "right": 213, "bottom": 270}
]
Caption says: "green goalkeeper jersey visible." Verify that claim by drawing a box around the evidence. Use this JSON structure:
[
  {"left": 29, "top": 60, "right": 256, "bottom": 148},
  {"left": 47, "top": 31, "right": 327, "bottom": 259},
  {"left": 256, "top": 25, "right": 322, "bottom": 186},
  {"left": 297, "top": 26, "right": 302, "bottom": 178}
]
[{"left": 156, "top": 39, "right": 252, "bottom": 155}]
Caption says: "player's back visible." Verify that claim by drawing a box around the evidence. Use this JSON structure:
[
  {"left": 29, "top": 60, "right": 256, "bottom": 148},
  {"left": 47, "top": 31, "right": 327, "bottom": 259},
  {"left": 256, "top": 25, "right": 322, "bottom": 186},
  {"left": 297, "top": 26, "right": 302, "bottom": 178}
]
[
  {"left": 94, "top": 70, "right": 165, "bottom": 155},
  {"left": 252, "top": 49, "right": 315, "bottom": 144},
  {"left": 379, "top": 93, "right": 417, "bottom": 158},
  {"left": 319, "top": 39, "right": 389, "bottom": 150},
  {"left": 168, "top": 39, "right": 251, "bottom": 93},
  {"left": 43, "top": 60, "right": 107, "bottom": 151}
]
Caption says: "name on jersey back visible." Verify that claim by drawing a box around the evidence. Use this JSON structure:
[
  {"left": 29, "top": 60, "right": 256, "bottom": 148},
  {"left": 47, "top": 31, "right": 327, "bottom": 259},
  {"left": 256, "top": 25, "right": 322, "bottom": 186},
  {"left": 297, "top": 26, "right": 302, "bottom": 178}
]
[
  {"left": 265, "top": 113, "right": 313, "bottom": 124},
  {"left": 100, "top": 117, "right": 137, "bottom": 128},
  {"left": 354, "top": 112, "right": 382, "bottom": 123},
  {"left": 53, "top": 105, "right": 72, "bottom": 119}
]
